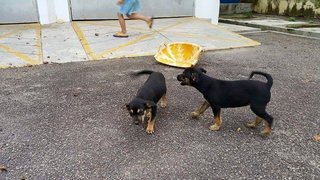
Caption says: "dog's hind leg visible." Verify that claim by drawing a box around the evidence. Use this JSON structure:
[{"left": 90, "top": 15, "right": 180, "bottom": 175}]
[
  {"left": 160, "top": 94, "right": 167, "bottom": 108},
  {"left": 250, "top": 104, "right": 273, "bottom": 136},
  {"left": 191, "top": 101, "right": 210, "bottom": 119},
  {"left": 246, "top": 117, "right": 263, "bottom": 129},
  {"left": 209, "top": 107, "right": 222, "bottom": 131}
]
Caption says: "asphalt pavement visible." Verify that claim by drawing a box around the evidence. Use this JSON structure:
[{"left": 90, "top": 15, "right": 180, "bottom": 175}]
[{"left": 0, "top": 31, "right": 319, "bottom": 179}]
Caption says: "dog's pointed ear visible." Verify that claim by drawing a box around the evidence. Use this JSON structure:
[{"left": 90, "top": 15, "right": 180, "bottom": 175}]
[
  {"left": 144, "top": 101, "right": 156, "bottom": 109},
  {"left": 200, "top": 68, "right": 207, "bottom": 74},
  {"left": 191, "top": 73, "right": 199, "bottom": 82},
  {"left": 125, "top": 103, "right": 130, "bottom": 110}
]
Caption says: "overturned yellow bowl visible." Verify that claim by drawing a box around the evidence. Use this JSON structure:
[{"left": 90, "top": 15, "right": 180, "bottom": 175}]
[{"left": 154, "top": 42, "right": 202, "bottom": 68}]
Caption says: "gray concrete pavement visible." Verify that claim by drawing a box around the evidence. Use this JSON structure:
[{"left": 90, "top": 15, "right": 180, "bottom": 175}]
[
  {"left": 0, "top": 31, "right": 319, "bottom": 179},
  {"left": 0, "top": 18, "right": 260, "bottom": 68},
  {"left": 220, "top": 15, "right": 320, "bottom": 39},
  {"left": 41, "top": 23, "right": 88, "bottom": 63}
]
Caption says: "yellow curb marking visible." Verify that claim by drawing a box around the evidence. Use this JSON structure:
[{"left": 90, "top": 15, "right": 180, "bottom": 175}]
[
  {"left": 35, "top": 24, "right": 43, "bottom": 63},
  {"left": 0, "top": 44, "right": 38, "bottom": 64},
  {"left": 72, "top": 22, "right": 97, "bottom": 60},
  {"left": 0, "top": 29, "right": 24, "bottom": 40},
  {"left": 161, "top": 31, "right": 255, "bottom": 43},
  {"left": 0, "top": 65, "right": 11, "bottom": 69},
  {"left": 0, "top": 24, "right": 42, "bottom": 66},
  {"left": 100, "top": 52, "right": 155, "bottom": 60}
]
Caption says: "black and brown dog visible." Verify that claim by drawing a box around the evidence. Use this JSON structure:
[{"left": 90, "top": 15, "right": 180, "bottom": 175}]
[
  {"left": 177, "top": 67, "right": 273, "bottom": 136},
  {"left": 126, "top": 70, "right": 167, "bottom": 134}
]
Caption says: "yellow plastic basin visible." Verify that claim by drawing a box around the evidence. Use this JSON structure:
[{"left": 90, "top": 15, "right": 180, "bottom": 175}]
[{"left": 154, "top": 42, "right": 202, "bottom": 68}]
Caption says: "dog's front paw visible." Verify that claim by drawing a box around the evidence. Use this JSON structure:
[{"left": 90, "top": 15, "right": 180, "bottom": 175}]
[
  {"left": 160, "top": 102, "right": 167, "bottom": 108},
  {"left": 245, "top": 118, "right": 262, "bottom": 129},
  {"left": 260, "top": 129, "right": 271, "bottom": 137},
  {"left": 209, "top": 124, "right": 221, "bottom": 131},
  {"left": 146, "top": 128, "right": 154, "bottom": 134},
  {"left": 260, "top": 124, "right": 271, "bottom": 137},
  {"left": 246, "top": 121, "right": 258, "bottom": 129},
  {"left": 191, "top": 112, "right": 200, "bottom": 119}
]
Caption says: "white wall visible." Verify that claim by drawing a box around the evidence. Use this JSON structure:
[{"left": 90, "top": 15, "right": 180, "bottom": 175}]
[
  {"left": 194, "top": 0, "right": 220, "bottom": 25},
  {"left": 36, "top": 0, "right": 219, "bottom": 25},
  {"left": 37, "top": 0, "right": 70, "bottom": 24},
  {"left": 54, "top": 0, "right": 70, "bottom": 23}
]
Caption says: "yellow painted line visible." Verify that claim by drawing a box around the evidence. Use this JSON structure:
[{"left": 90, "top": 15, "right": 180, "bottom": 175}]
[
  {"left": 0, "top": 44, "right": 38, "bottom": 65},
  {"left": 0, "top": 24, "right": 42, "bottom": 66},
  {"left": 158, "top": 18, "right": 194, "bottom": 31},
  {"left": 123, "top": 52, "right": 155, "bottom": 58},
  {"left": 0, "top": 65, "right": 11, "bottom": 69},
  {"left": 0, "top": 24, "right": 36, "bottom": 40},
  {"left": 35, "top": 24, "right": 43, "bottom": 63},
  {"left": 204, "top": 44, "right": 260, "bottom": 52},
  {"left": 71, "top": 22, "right": 97, "bottom": 60},
  {"left": 98, "top": 52, "right": 155, "bottom": 60},
  {"left": 0, "top": 28, "right": 26, "bottom": 40},
  {"left": 96, "top": 18, "right": 193, "bottom": 59}
]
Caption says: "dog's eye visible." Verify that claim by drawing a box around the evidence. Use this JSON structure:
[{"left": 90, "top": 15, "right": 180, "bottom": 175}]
[{"left": 138, "top": 110, "right": 144, "bottom": 115}]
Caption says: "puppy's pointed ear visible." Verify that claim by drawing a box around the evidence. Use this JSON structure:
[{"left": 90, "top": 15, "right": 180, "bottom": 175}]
[
  {"left": 144, "top": 101, "right": 156, "bottom": 109},
  {"left": 125, "top": 103, "right": 130, "bottom": 110},
  {"left": 191, "top": 73, "right": 199, "bottom": 82},
  {"left": 200, "top": 68, "right": 207, "bottom": 74}
]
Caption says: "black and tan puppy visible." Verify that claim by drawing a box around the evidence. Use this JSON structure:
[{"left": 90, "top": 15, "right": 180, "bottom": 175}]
[
  {"left": 126, "top": 70, "right": 167, "bottom": 134},
  {"left": 177, "top": 67, "right": 273, "bottom": 136}
]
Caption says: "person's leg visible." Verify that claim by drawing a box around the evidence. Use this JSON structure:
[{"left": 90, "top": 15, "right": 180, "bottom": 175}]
[
  {"left": 114, "top": 12, "right": 128, "bottom": 37},
  {"left": 127, "top": 13, "right": 153, "bottom": 28},
  {"left": 117, "top": 12, "right": 127, "bottom": 34}
]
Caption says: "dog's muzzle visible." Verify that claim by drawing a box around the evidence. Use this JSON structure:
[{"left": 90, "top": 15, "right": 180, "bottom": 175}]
[
  {"left": 177, "top": 74, "right": 188, "bottom": 85},
  {"left": 133, "top": 115, "right": 145, "bottom": 125}
]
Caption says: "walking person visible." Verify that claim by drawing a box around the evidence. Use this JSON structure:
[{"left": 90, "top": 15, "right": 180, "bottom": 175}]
[{"left": 114, "top": 0, "right": 153, "bottom": 38}]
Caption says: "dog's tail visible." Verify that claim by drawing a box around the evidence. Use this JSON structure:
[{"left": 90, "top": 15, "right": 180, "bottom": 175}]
[
  {"left": 135, "top": 70, "right": 154, "bottom": 75},
  {"left": 249, "top": 71, "right": 273, "bottom": 89},
  {"left": 130, "top": 70, "right": 155, "bottom": 77}
]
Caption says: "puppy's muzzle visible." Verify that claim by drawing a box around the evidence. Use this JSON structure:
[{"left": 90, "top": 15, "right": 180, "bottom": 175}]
[
  {"left": 133, "top": 115, "right": 145, "bottom": 125},
  {"left": 177, "top": 74, "right": 189, "bottom": 85}
]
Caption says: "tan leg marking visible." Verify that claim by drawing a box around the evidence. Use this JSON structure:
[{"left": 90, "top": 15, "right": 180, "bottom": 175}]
[
  {"left": 261, "top": 122, "right": 271, "bottom": 136},
  {"left": 191, "top": 101, "right": 210, "bottom": 119},
  {"left": 160, "top": 94, "right": 167, "bottom": 108},
  {"left": 246, "top": 117, "right": 263, "bottom": 129},
  {"left": 209, "top": 111, "right": 222, "bottom": 131},
  {"left": 146, "top": 118, "right": 155, "bottom": 134},
  {"left": 143, "top": 109, "right": 151, "bottom": 123}
]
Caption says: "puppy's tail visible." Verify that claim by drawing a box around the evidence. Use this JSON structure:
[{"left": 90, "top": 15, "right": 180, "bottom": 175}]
[
  {"left": 249, "top": 71, "right": 273, "bottom": 89},
  {"left": 135, "top": 70, "right": 154, "bottom": 75},
  {"left": 130, "top": 70, "right": 155, "bottom": 77}
]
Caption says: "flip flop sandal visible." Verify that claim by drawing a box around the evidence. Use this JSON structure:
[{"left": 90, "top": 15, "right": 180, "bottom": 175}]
[
  {"left": 113, "top": 32, "right": 129, "bottom": 38},
  {"left": 147, "top": 18, "right": 154, "bottom": 29}
]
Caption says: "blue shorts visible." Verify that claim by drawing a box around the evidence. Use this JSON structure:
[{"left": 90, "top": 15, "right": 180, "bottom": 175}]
[{"left": 119, "top": 0, "right": 141, "bottom": 16}]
